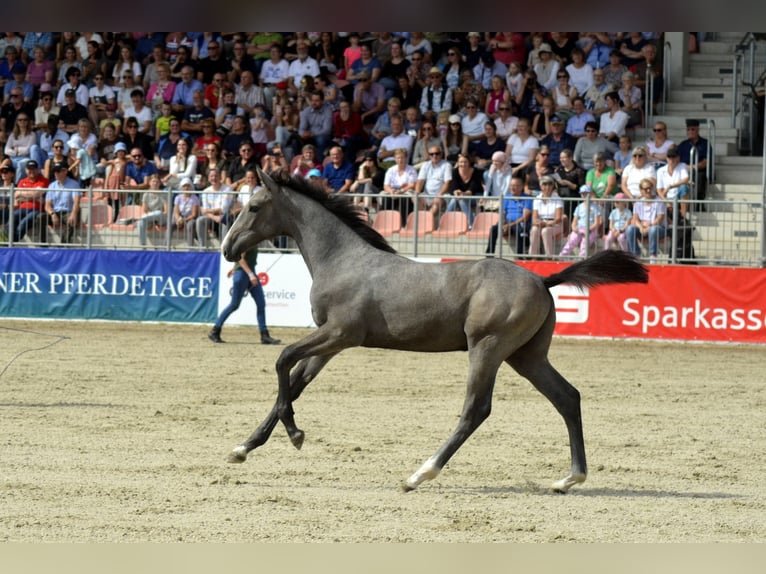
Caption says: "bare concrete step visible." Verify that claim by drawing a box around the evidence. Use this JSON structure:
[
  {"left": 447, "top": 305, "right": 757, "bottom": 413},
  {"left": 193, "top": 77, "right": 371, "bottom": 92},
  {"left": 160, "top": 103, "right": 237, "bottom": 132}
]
[{"left": 667, "top": 90, "right": 732, "bottom": 104}]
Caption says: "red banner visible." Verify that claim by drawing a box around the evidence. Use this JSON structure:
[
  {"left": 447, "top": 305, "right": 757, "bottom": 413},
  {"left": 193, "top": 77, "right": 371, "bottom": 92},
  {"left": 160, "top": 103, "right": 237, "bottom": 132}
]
[{"left": 520, "top": 262, "right": 766, "bottom": 343}]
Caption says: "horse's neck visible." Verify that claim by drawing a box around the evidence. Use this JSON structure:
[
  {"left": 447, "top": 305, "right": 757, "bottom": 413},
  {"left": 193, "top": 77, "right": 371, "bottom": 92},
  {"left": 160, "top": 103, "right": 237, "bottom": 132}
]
[{"left": 281, "top": 193, "right": 368, "bottom": 277}]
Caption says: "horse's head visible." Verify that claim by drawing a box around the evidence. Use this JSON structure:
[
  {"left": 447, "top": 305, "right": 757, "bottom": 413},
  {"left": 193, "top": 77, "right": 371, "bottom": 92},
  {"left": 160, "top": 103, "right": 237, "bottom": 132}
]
[{"left": 221, "top": 168, "right": 283, "bottom": 261}]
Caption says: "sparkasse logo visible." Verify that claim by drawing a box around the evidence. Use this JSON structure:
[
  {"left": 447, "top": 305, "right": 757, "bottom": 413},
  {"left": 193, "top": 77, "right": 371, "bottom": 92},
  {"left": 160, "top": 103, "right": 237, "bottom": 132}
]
[{"left": 552, "top": 285, "right": 589, "bottom": 324}]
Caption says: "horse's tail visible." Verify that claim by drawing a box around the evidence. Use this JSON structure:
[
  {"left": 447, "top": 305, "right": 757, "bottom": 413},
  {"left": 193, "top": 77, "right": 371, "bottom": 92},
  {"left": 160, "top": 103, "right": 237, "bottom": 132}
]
[{"left": 543, "top": 251, "right": 649, "bottom": 290}]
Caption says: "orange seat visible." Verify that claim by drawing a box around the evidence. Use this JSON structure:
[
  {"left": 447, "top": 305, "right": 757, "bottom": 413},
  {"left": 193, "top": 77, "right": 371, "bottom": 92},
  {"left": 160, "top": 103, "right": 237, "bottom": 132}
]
[
  {"left": 108, "top": 205, "right": 144, "bottom": 231},
  {"left": 399, "top": 211, "right": 434, "bottom": 237},
  {"left": 432, "top": 211, "right": 468, "bottom": 238},
  {"left": 465, "top": 211, "right": 499, "bottom": 239},
  {"left": 81, "top": 203, "right": 113, "bottom": 230},
  {"left": 371, "top": 210, "right": 402, "bottom": 237}
]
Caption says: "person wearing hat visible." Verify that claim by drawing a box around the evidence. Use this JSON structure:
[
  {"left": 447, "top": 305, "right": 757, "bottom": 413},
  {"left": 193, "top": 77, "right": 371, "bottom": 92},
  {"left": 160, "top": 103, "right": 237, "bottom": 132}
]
[
  {"left": 533, "top": 43, "right": 560, "bottom": 91},
  {"left": 173, "top": 176, "right": 200, "bottom": 247},
  {"left": 419, "top": 65, "right": 452, "bottom": 123},
  {"left": 58, "top": 88, "right": 89, "bottom": 135},
  {"left": 656, "top": 145, "right": 691, "bottom": 219},
  {"left": 558, "top": 184, "right": 603, "bottom": 258},
  {"left": 528, "top": 174, "right": 564, "bottom": 257},
  {"left": 44, "top": 162, "right": 81, "bottom": 243},
  {"left": 11, "top": 158, "right": 49, "bottom": 242},
  {"left": 307, "top": 168, "right": 322, "bottom": 180},
  {"left": 56, "top": 66, "right": 89, "bottom": 108},
  {"left": 540, "top": 114, "right": 576, "bottom": 169},
  {"left": 352, "top": 69, "right": 386, "bottom": 125},
  {"left": 676, "top": 118, "right": 709, "bottom": 210},
  {"left": 464, "top": 32, "right": 487, "bottom": 70}
]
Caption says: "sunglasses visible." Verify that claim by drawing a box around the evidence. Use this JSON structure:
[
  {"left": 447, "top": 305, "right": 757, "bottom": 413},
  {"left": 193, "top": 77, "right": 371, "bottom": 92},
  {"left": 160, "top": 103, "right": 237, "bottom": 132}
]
[
  {"left": 539, "top": 153, "right": 549, "bottom": 156},
  {"left": 498, "top": 107, "right": 509, "bottom": 111},
  {"left": 53, "top": 145, "right": 63, "bottom": 149},
  {"left": 640, "top": 186, "right": 653, "bottom": 191},
  {"left": 131, "top": 154, "right": 143, "bottom": 159},
  {"left": 633, "top": 154, "right": 645, "bottom": 158},
  {"left": 653, "top": 128, "right": 665, "bottom": 132},
  {"left": 429, "top": 152, "right": 442, "bottom": 156}
]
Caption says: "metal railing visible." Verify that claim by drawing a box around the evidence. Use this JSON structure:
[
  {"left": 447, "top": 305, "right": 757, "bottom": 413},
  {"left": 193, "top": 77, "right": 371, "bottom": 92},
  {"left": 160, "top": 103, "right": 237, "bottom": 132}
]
[
  {"left": 2, "top": 189, "right": 763, "bottom": 267},
  {"left": 731, "top": 32, "right": 761, "bottom": 154}
]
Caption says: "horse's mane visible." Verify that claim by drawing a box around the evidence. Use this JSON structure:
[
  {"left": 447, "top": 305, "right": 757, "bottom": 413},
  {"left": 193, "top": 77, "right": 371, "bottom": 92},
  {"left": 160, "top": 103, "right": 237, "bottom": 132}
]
[{"left": 270, "top": 170, "right": 397, "bottom": 254}]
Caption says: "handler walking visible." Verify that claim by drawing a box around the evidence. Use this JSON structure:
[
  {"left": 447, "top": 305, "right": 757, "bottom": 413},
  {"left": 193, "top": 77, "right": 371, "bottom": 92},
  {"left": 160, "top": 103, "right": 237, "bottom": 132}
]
[{"left": 208, "top": 245, "right": 281, "bottom": 345}]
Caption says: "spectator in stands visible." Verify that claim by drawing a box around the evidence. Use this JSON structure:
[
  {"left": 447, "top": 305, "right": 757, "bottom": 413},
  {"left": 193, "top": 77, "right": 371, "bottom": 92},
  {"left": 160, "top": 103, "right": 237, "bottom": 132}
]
[
  {"left": 34, "top": 85, "right": 59, "bottom": 131},
  {"left": 226, "top": 140, "right": 259, "bottom": 190},
  {"left": 43, "top": 137, "right": 69, "bottom": 180},
  {"left": 565, "top": 47, "right": 593, "bottom": 97},
  {"left": 4, "top": 64, "right": 33, "bottom": 105},
  {"left": 555, "top": 148, "right": 586, "bottom": 219},
  {"left": 181, "top": 89, "right": 214, "bottom": 140},
  {"left": 21, "top": 32, "right": 53, "bottom": 64},
  {"left": 81, "top": 41, "right": 108, "bottom": 88},
  {"left": 402, "top": 105, "right": 422, "bottom": 139},
  {"left": 528, "top": 175, "right": 564, "bottom": 258},
  {"left": 559, "top": 184, "right": 603, "bottom": 258},
  {"left": 515, "top": 69, "right": 546, "bottom": 120},
  {"left": 604, "top": 49, "right": 628, "bottom": 89},
  {"left": 25, "top": 46, "right": 54, "bottom": 92},
  {"left": 381, "top": 147, "right": 418, "bottom": 225},
  {"left": 196, "top": 167, "right": 233, "bottom": 247},
  {"left": 626, "top": 178, "right": 665, "bottom": 263},
  {"left": 566, "top": 97, "right": 596, "bottom": 139},
  {"left": 113, "top": 44, "right": 143, "bottom": 86},
  {"left": 534, "top": 43, "right": 559, "bottom": 91},
  {"left": 322, "top": 145, "right": 354, "bottom": 194},
  {"left": 419, "top": 67, "right": 452, "bottom": 124},
  {"left": 207, "top": 244, "right": 281, "bottom": 345},
  {"left": 619, "top": 33, "right": 649, "bottom": 68},
  {"left": 173, "top": 177, "right": 200, "bottom": 246},
  {"left": 531, "top": 96, "right": 556, "bottom": 140},
  {"left": 446, "top": 152, "right": 483, "bottom": 227},
  {"left": 621, "top": 146, "right": 656, "bottom": 199},
  {"left": 603, "top": 192, "right": 632, "bottom": 251},
  {"left": 471, "top": 121, "right": 506, "bottom": 172},
  {"left": 146, "top": 63, "right": 176, "bottom": 121},
  {"left": 613, "top": 134, "right": 633, "bottom": 178},
  {"left": 618, "top": 72, "right": 643, "bottom": 128},
  {"left": 287, "top": 41, "right": 320, "bottom": 97},
  {"left": 115, "top": 71, "right": 143, "bottom": 117},
  {"left": 352, "top": 70, "right": 386, "bottom": 126},
  {"left": 485, "top": 74, "right": 511, "bottom": 119},
  {"left": 415, "top": 144, "right": 452, "bottom": 219},
  {"left": 646, "top": 120, "right": 674, "bottom": 167},
  {"left": 473, "top": 52, "right": 507, "bottom": 92},
  {"left": 261, "top": 143, "right": 288, "bottom": 173},
  {"left": 550, "top": 69, "right": 577, "bottom": 121},
  {"left": 142, "top": 43, "right": 169, "bottom": 90},
  {"left": 56, "top": 47, "right": 82, "bottom": 89},
  {"left": 410, "top": 120, "right": 441, "bottom": 169},
  {"left": 259, "top": 44, "right": 290, "bottom": 110},
  {"left": 11, "top": 159, "right": 49, "bottom": 242},
  {"left": 505, "top": 116, "right": 539, "bottom": 177},
  {"left": 200, "top": 141, "right": 226, "bottom": 188},
  {"left": 633, "top": 42, "right": 663, "bottom": 107},
  {"left": 204, "top": 73, "right": 227, "bottom": 111},
  {"left": 582, "top": 68, "right": 613, "bottom": 118},
  {"left": 162, "top": 138, "right": 197, "bottom": 190},
  {"left": 442, "top": 113, "right": 467, "bottom": 164},
  {"left": 573, "top": 121, "right": 613, "bottom": 171},
  {"left": 481, "top": 150, "right": 511, "bottom": 213},
  {"left": 463, "top": 32, "right": 486, "bottom": 71},
  {"left": 656, "top": 145, "right": 691, "bottom": 219},
  {"left": 234, "top": 70, "right": 264, "bottom": 117},
  {"left": 56, "top": 67, "right": 89, "bottom": 108},
  {"left": 598, "top": 91, "right": 630, "bottom": 143},
  {"left": 454, "top": 67, "right": 486, "bottom": 116},
  {"left": 123, "top": 90, "right": 153, "bottom": 136},
  {"left": 154, "top": 117, "right": 187, "bottom": 169},
  {"left": 394, "top": 72, "right": 421, "bottom": 113},
  {"left": 677, "top": 118, "right": 709, "bottom": 210},
  {"left": 347, "top": 43, "right": 382, "bottom": 87},
  {"left": 485, "top": 175, "right": 532, "bottom": 256},
  {"left": 290, "top": 143, "right": 321, "bottom": 177},
  {"left": 124, "top": 147, "right": 159, "bottom": 196},
  {"left": 586, "top": 151, "right": 618, "bottom": 200},
  {"left": 493, "top": 100, "right": 518, "bottom": 141},
  {"left": 169, "top": 45, "right": 195, "bottom": 83},
  {"left": 377, "top": 114, "right": 414, "bottom": 169},
  {"left": 196, "top": 40, "right": 229, "bottom": 86},
  {"left": 5, "top": 113, "right": 41, "bottom": 182},
  {"left": 298, "top": 89, "right": 333, "bottom": 158},
  {"left": 221, "top": 115, "right": 253, "bottom": 160},
  {"left": 192, "top": 118, "right": 222, "bottom": 166},
  {"left": 58, "top": 89, "right": 90, "bottom": 136},
  {"left": 349, "top": 151, "right": 383, "bottom": 212},
  {"left": 94, "top": 123, "right": 119, "bottom": 182},
  {"left": 45, "top": 162, "right": 81, "bottom": 243},
  {"left": 0, "top": 161, "right": 14, "bottom": 235},
  {"left": 0, "top": 46, "right": 23, "bottom": 90},
  {"left": 580, "top": 32, "right": 613, "bottom": 70},
  {"left": 171, "top": 65, "right": 205, "bottom": 116},
  {"left": 380, "top": 42, "right": 411, "bottom": 99},
  {"left": 227, "top": 40, "right": 256, "bottom": 86},
  {"left": 461, "top": 96, "right": 490, "bottom": 153},
  {"left": 369, "top": 98, "right": 402, "bottom": 151},
  {"left": 87, "top": 72, "right": 116, "bottom": 129},
  {"left": 504, "top": 61, "right": 524, "bottom": 102},
  {"left": 136, "top": 173, "right": 168, "bottom": 246},
  {"left": 540, "top": 116, "right": 577, "bottom": 169},
  {"left": 332, "top": 100, "right": 367, "bottom": 165}
]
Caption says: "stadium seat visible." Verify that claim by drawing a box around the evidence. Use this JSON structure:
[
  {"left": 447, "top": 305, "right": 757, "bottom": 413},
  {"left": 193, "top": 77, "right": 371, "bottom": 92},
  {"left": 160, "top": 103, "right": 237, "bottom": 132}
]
[
  {"left": 465, "top": 211, "right": 499, "bottom": 239},
  {"left": 399, "top": 211, "right": 434, "bottom": 237},
  {"left": 108, "top": 205, "right": 144, "bottom": 231},
  {"left": 371, "top": 210, "right": 402, "bottom": 237},
  {"left": 81, "top": 202, "right": 113, "bottom": 230},
  {"left": 432, "top": 211, "right": 468, "bottom": 238}
]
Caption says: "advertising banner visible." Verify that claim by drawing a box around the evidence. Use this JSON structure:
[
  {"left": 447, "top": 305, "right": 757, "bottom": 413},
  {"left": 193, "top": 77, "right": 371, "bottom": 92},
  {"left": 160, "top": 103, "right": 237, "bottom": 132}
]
[{"left": 0, "top": 248, "right": 219, "bottom": 323}]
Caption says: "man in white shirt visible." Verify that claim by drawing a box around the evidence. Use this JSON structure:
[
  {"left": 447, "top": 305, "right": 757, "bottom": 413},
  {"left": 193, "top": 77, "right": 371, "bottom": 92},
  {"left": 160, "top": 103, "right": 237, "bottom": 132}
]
[
  {"left": 287, "top": 41, "right": 319, "bottom": 96},
  {"left": 377, "top": 115, "right": 414, "bottom": 169},
  {"left": 415, "top": 145, "right": 452, "bottom": 218},
  {"left": 195, "top": 168, "right": 233, "bottom": 248}
]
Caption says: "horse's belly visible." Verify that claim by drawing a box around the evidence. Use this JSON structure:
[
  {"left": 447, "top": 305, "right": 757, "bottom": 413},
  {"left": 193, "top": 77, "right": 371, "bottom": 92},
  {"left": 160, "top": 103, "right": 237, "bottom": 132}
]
[{"left": 361, "top": 320, "right": 468, "bottom": 352}]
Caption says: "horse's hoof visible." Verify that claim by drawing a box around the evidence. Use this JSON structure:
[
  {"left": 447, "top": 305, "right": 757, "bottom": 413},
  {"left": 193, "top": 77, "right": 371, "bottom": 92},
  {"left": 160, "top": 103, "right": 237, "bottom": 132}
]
[
  {"left": 227, "top": 445, "right": 248, "bottom": 464},
  {"left": 289, "top": 429, "right": 305, "bottom": 450},
  {"left": 551, "top": 473, "right": 586, "bottom": 493},
  {"left": 401, "top": 482, "right": 416, "bottom": 493}
]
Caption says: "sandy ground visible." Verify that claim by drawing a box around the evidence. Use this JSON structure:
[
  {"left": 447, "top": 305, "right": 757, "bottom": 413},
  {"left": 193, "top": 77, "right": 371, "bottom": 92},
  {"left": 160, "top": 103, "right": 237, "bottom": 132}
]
[{"left": 0, "top": 320, "right": 764, "bottom": 542}]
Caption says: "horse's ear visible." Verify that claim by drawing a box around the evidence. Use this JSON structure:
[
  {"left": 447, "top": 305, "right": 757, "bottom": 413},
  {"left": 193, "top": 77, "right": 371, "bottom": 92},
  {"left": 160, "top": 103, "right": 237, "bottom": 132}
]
[{"left": 257, "top": 167, "right": 280, "bottom": 195}]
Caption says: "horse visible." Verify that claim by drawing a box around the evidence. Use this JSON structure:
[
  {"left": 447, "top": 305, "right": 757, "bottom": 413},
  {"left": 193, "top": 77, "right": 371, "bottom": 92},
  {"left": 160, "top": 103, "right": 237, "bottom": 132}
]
[{"left": 221, "top": 168, "right": 649, "bottom": 493}]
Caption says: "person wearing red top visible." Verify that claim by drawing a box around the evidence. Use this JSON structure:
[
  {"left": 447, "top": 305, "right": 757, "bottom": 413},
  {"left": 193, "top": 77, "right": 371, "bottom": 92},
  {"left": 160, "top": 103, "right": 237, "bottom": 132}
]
[
  {"left": 11, "top": 159, "right": 50, "bottom": 242},
  {"left": 332, "top": 100, "right": 368, "bottom": 164}
]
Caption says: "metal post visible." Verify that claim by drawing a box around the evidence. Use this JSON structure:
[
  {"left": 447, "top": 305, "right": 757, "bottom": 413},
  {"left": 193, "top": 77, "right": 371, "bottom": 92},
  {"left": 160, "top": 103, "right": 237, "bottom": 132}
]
[
  {"left": 707, "top": 119, "right": 716, "bottom": 184},
  {"left": 669, "top": 197, "right": 679, "bottom": 265},
  {"left": 761, "top": 99, "right": 766, "bottom": 267},
  {"left": 662, "top": 41, "right": 671, "bottom": 115},
  {"left": 645, "top": 68, "right": 654, "bottom": 132},
  {"left": 7, "top": 184, "right": 15, "bottom": 247},
  {"left": 497, "top": 192, "right": 505, "bottom": 258},
  {"left": 85, "top": 184, "right": 94, "bottom": 248},
  {"left": 166, "top": 188, "right": 174, "bottom": 249},
  {"left": 732, "top": 53, "right": 740, "bottom": 131}
]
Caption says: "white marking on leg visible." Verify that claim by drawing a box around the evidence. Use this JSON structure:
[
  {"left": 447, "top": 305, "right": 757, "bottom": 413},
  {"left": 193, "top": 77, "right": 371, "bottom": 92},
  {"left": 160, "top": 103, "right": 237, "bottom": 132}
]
[
  {"left": 551, "top": 472, "right": 586, "bottom": 493},
  {"left": 228, "top": 444, "right": 248, "bottom": 463},
  {"left": 405, "top": 456, "right": 441, "bottom": 490}
]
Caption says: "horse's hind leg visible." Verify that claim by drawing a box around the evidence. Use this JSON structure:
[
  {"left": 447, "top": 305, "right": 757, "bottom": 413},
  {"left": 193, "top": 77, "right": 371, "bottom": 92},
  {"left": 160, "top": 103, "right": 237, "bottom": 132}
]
[
  {"left": 507, "top": 316, "right": 587, "bottom": 492},
  {"left": 228, "top": 354, "right": 336, "bottom": 463}
]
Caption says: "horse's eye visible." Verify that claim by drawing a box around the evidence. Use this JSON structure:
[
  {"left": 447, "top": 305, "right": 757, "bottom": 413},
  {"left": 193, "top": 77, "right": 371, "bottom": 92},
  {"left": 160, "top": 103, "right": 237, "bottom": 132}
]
[{"left": 249, "top": 204, "right": 260, "bottom": 214}]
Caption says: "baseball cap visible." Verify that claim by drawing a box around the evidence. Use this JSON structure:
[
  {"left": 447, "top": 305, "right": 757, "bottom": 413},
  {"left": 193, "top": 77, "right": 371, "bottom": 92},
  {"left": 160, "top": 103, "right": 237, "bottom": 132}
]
[
  {"left": 538, "top": 43, "right": 552, "bottom": 53},
  {"left": 540, "top": 175, "right": 556, "bottom": 185},
  {"left": 39, "top": 82, "right": 53, "bottom": 94},
  {"left": 65, "top": 88, "right": 77, "bottom": 97},
  {"left": 614, "top": 192, "right": 627, "bottom": 200},
  {"left": 307, "top": 168, "right": 322, "bottom": 178},
  {"left": 549, "top": 115, "right": 564, "bottom": 124},
  {"left": 579, "top": 184, "right": 593, "bottom": 194},
  {"left": 52, "top": 162, "right": 68, "bottom": 172},
  {"left": 114, "top": 142, "right": 127, "bottom": 152},
  {"left": 179, "top": 176, "right": 193, "bottom": 188},
  {"left": 26, "top": 160, "right": 39, "bottom": 169},
  {"left": 427, "top": 66, "right": 443, "bottom": 77},
  {"left": 357, "top": 69, "right": 371, "bottom": 80},
  {"left": 448, "top": 114, "right": 461, "bottom": 124},
  {"left": 685, "top": 118, "right": 700, "bottom": 128},
  {"left": 275, "top": 81, "right": 288, "bottom": 89}
]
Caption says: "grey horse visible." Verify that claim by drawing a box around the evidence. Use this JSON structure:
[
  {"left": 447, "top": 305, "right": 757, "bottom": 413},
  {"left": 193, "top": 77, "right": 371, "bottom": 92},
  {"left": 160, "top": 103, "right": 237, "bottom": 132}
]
[{"left": 221, "top": 168, "right": 649, "bottom": 492}]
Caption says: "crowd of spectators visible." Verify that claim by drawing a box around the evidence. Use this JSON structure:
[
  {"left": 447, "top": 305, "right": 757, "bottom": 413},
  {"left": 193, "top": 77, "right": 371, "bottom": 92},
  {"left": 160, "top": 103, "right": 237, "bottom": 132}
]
[{"left": 0, "top": 32, "right": 706, "bottom": 257}]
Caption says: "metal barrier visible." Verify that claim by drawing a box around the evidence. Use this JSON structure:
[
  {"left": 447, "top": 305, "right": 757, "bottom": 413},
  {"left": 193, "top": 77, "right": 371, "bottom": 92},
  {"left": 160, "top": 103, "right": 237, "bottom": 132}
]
[{"left": 2, "top": 188, "right": 763, "bottom": 268}]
